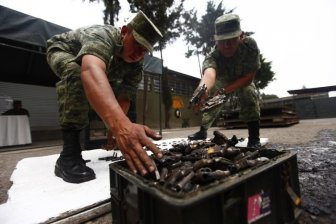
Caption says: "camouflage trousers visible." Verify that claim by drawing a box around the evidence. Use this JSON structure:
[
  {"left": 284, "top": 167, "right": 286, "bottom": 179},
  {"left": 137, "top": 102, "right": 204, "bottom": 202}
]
[
  {"left": 47, "top": 49, "right": 90, "bottom": 130},
  {"left": 201, "top": 84, "right": 260, "bottom": 130}
]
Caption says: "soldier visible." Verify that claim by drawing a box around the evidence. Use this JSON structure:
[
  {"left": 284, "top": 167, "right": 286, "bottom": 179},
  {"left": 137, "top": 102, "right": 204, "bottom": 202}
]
[
  {"left": 188, "top": 14, "right": 262, "bottom": 148},
  {"left": 47, "top": 11, "right": 163, "bottom": 183}
]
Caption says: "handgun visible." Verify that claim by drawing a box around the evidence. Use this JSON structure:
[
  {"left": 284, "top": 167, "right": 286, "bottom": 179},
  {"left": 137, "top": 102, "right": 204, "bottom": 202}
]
[{"left": 189, "top": 84, "right": 207, "bottom": 108}]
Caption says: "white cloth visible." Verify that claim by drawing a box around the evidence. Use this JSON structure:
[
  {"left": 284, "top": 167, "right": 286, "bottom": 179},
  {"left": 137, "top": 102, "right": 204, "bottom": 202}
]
[
  {"left": 0, "top": 139, "right": 184, "bottom": 224},
  {"left": 0, "top": 115, "right": 32, "bottom": 147}
]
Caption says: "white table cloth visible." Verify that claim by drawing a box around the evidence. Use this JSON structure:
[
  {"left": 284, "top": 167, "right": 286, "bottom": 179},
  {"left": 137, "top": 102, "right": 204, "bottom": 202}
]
[{"left": 0, "top": 115, "right": 32, "bottom": 147}]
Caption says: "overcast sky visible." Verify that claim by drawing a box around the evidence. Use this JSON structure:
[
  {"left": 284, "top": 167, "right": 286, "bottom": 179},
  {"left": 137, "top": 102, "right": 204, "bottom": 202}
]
[{"left": 1, "top": 0, "right": 335, "bottom": 97}]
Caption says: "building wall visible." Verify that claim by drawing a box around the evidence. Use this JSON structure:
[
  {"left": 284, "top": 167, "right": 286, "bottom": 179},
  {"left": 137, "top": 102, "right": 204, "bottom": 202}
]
[
  {"left": 136, "top": 92, "right": 202, "bottom": 129},
  {"left": 167, "top": 94, "right": 203, "bottom": 128},
  {"left": 314, "top": 97, "right": 336, "bottom": 118},
  {"left": 263, "top": 95, "right": 336, "bottom": 119},
  {"left": 295, "top": 97, "right": 336, "bottom": 119},
  {"left": 135, "top": 72, "right": 202, "bottom": 129},
  {"left": 0, "top": 81, "right": 59, "bottom": 129},
  {"left": 0, "top": 73, "right": 202, "bottom": 132}
]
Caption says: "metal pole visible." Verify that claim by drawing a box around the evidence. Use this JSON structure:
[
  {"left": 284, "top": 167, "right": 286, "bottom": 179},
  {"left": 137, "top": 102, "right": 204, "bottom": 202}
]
[
  {"left": 159, "top": 43, "right": 164, "bottom": 135},
  {"left": 196, "top": 50, "right": 202, "bottom": 76}
]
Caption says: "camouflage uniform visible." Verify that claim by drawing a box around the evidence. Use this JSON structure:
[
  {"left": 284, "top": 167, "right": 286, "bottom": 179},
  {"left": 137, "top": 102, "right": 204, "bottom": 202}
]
[
  {"left": 47, "top": 25, "right": 143, "bottom": 130},
  {"left": 201, "top": 36, "right": 261, "bottom": 130},
  {"left": 47, "top": 11, "right": 163, "bottom": 184}
]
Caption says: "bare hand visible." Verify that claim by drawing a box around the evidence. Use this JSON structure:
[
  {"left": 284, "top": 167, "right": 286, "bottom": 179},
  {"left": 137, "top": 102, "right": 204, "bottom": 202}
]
[{"left": 114, "top": 122, "right": 162, "bottom": 175}]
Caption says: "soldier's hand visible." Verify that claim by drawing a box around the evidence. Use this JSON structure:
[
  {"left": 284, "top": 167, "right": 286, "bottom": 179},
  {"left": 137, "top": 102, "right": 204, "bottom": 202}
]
[
  {"left": 114, "top": 121, "right": 163, "bottom": 175},
  {"left": 214, "top": 87, "right": 226, "bottom": 96}
]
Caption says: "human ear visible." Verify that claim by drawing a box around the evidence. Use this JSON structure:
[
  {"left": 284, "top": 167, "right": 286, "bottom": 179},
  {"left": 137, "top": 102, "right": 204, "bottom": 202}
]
[
  {"left": 121, "top": 26, "right": 129, "bottom": 37},
  {"left": 239, "top": 31, "right": 245, "bottom": 39}
]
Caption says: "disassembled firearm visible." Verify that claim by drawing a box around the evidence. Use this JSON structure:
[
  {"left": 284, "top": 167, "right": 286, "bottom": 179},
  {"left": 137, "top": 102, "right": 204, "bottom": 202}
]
[
  {"left": 200, "top": 88, "right": 228, "bottom": 112},
  {"left": 98, "top": 152, "right": 123, "bottom": 161},
  {"left": 142, "top": 131, "right": 270, "bottom": 193},
  {"left": 189, "top": 84, "right": 207, "bottom": 107}
]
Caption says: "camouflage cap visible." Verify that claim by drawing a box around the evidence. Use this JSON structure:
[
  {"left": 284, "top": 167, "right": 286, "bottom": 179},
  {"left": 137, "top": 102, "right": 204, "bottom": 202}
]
[
  {"left": 214, "top": 14, "right": 242, "bottom": 41},
  {"left": 128, "top": 11, "right": 163, "bottom": 52}
]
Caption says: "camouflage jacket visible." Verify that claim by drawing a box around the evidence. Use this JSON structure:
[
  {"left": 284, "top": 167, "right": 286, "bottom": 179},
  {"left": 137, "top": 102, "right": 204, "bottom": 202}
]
[
  {"left": 202, "top": 37, "right": 260, "bottom": 87},
  {"left": 47, "top": 25, "right": 143, "bottom": 100}
]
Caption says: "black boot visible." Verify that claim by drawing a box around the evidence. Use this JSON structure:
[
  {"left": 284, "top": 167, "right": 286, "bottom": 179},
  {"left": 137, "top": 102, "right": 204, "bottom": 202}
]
[
  {"left": 247, "top": 121, "right": 261, "bottom": 148},
  {"left": 188, "top": 126, "right": 207, "bottom": 140},
  {"left": 55, "top": 130, "right": 96, "bottom": 183}
]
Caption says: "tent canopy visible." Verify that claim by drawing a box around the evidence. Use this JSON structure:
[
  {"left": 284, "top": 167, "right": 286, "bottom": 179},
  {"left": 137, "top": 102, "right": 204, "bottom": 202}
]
[
  {"left": 0, "top": 5, "right": 162, "bottom": 87},
  {"left": 0, "top": 5, "right": 70, "bottom": 48},
  {"left": 0, "top": 6, "right": 70, "bottom": 87}
]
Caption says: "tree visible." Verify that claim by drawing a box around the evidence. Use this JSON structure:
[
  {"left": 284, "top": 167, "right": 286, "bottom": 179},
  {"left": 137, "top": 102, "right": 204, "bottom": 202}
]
[
  {"left": 181, "top": 1, "right": 233, "bottom": 58},
  {"left": 87, "top": 0, "right": 121, "bottom": 25},
  {"left": 255, "top": 54, "right": 276, "bottom": 90},
  {"left": 260, "top": 93, "right": 279, "bottom": 100},
  {"left": 128, "top": 0, "right": 186, "bottom": 50},
  {"left": 87, "top": 0, "right": 186, "bottom": 50}
]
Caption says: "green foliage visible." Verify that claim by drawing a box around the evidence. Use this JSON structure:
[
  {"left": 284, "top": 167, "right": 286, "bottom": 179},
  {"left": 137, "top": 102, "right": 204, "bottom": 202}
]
[
  {"left": 87, "top": 0, "right": 186, "bottom": 50},
  {"left": 181, "top": 1, "right": 233, "bottom": 57},
  {"left": 126, "top": 0, "right": 185, "bottom": 50},
  {"left": 255, "top": 54, "right": 276, "bottom": 90},
  {"left": 87, "top": 0, "right": 121, "bottom": 25},
  {"left": 260, "top": 93, "right": 279, "bottom": 100}
]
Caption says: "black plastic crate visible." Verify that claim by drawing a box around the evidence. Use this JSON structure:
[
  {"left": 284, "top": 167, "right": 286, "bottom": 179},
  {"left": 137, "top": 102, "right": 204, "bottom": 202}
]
[{"left": 109, "top": 149, "right": 301, "bottom": 224}]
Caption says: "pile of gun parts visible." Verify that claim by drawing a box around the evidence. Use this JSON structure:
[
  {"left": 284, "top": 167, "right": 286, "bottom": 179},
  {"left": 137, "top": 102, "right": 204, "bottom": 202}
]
[{"left": 147, "top": 131, "right": 270, "bottom": 194}]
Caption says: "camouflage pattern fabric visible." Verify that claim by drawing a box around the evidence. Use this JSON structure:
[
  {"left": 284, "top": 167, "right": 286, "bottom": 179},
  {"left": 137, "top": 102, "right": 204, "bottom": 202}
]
[
  {"left": 201, "top": 37, "right": 261, "bottom": 130},
  {"left": 47, "top": 25, "right": 143, "bottom": 130},
  {"left": 129, "top": 11, "right": 163, "bottom": 52}
]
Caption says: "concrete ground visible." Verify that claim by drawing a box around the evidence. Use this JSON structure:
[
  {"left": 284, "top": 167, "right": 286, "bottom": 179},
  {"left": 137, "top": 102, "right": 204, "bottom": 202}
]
[{"left": 1, "top": 118, "right": 336, "bottom": 223}]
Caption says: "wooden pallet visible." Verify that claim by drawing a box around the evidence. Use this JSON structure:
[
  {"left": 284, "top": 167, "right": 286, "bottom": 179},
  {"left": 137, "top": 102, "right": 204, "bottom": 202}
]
[{"left": 215, "top": 105, "right": 300, "bottom": 129}]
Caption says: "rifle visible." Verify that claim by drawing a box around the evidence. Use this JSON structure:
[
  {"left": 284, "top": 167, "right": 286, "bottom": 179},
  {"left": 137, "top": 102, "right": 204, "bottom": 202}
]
[
  {"left": 189, "top": 84, "right": 207, "bottom": 108},
  {"left": 200, "top": 88, "right": 228, "bottom": 112}
]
